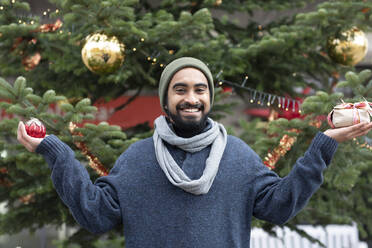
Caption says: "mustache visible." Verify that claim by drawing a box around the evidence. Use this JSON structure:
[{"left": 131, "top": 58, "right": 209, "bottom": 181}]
[{"left": 176, "top": 102, "right": 204, "bottom": 110}]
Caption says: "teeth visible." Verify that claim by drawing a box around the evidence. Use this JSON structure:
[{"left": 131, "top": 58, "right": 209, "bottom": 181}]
[{"left": 183, "top": 108, "right": 199, "bottom": 112}]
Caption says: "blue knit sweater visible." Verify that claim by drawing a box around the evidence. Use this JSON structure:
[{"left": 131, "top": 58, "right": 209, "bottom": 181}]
[{"left": 36, "top": 131, "right": 337, "bottom": 248}]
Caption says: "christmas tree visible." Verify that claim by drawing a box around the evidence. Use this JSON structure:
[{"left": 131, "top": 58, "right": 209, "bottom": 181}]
[{"left": 0, "top": 0, "right": 371, "bottom": 247}]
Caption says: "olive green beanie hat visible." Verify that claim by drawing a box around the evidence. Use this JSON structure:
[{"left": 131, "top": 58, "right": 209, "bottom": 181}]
[{"left": 158, "top": 57, "right": 214, "bottom": 113}]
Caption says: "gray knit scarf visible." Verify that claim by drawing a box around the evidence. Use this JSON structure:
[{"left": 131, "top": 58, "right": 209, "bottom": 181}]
[{"left": 153, "top": 115, "right": 227, "bottom": 195}]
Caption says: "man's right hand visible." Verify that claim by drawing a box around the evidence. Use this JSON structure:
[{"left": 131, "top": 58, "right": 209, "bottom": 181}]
[{"left": 17, "top": 121, "right": 45, "bottom": 152}]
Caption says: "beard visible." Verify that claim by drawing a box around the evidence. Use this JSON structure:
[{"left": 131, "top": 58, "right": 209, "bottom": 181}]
[{"left": 166, "top": 102, "right": 210, "bottom": 138}]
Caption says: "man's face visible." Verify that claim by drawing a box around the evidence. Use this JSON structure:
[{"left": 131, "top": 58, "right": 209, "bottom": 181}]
[{"left": 165, "top": 67, "right": 211, "bottom": 131}]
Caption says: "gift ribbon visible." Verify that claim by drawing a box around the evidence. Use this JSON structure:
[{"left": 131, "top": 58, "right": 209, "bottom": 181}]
[{"left": 327, "top": 101, "right": 372, "bottom": 128}]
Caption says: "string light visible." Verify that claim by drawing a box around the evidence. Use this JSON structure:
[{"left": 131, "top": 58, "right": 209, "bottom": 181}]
[
  {"left": 18, "top": 20, "right": 22, "bottom": 24},
  {"left": 169, "top": 50, "right": 175, "bottom": 55},
  {"left": 225, "top": 82, "right": 302, "bottom": 112},
  {"left": 30, "top": 20, "right": 35, "bottom": 25},
  {"left": 0, "top": 6, "right": 4, "bottom": 10},
  {"left": 55, "top": 9, "right": 59, "bottom": 13},
  {"left": 242, "top": 76, "right": 248, "bottom": 87},
  {"left": 160, "top": 64, "right": 164, "bottom": 67},
  {"left": 140, "top": 37, "right": 145, "bottom": 42},
  {"left": 11, "top": 0, "right": 15, "bottom": 3},
  {"left": 43, "top": 11, "right": 47, "bottom": 16},
  {"left": 132, "top": 48, "right": 136, "bottom": 51}
]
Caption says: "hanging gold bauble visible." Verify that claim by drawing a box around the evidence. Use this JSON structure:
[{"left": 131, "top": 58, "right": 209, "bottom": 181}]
[
  {"left": 327, "top": 27, "right": 368, "bottom": 66},
  {"left": 214, "top": 0, "right": 222, "bottom": 6},
  {"left": 81, "top": 33, "right": 125, "bottom": 74}
]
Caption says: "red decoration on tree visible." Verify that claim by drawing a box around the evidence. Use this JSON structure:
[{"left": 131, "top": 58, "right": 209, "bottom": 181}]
[
  {"left": 69, "top": 122, "right": 109, "bottom": 176},
  {"left": 22, "top": 52, "right": 41, "bottom": 71},
  {"left": 37, "top": 19, "right": 63, "bottom": 33},
  {"left": 264, "top": 129, "right": 300, "bottom": 170},
  {"left": 11, "top": 19, "right": 63, "bottom": 70},
  {"left": 25, "top": 118, "right": 46, "bottom": 138}
]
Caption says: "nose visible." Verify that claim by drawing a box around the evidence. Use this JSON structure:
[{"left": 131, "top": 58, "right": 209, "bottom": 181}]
[{"left": 184, "top": 91, "right": 199, "bottom": 105}]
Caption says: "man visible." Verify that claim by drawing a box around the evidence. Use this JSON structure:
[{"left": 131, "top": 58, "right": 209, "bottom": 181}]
[{"left": 17, "top": 57, "right": 372, "bottom": 247}]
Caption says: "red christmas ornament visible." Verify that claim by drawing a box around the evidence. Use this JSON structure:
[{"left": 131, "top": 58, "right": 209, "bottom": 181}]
[{"left": 25, "top": 118, "right": 46, "bottom": 138}]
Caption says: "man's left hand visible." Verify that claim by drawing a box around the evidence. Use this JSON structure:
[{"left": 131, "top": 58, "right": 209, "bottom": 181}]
[{"left": 323, "top": 122, "right": 372, "bottom": 143}]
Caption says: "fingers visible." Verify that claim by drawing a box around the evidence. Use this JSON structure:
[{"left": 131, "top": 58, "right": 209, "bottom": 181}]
[
  {"left": 17, "top": 122, "right": 31, "bottom": 152},
  {"left": 357, "top": 122, "right": 372, "bottom": 137},
  {"left": 17, "top": 121, "right": 40, "bottom": 152},
  {"left": 348, "top": 122, "right": 372, "bottom": 139},
  {"left": 17, "top": 121, "right": 27, "bottom": 144},
  {"left": 348, "top": 122, "right": 368, "bottom": 132}
]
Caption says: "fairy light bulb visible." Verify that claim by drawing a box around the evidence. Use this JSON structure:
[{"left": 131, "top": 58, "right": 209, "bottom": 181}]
[
  {"left": 0, "top": 6, "right": 4, "bottom": 10},
  {"left": 250, "top": 99, "right": 254, "bottom": 103},
  {"left": 55, "top": 9, "right": 59, "bottom": 13},
  {"left": 147, "top": 56, "right": 151, "bottom": 61},
  {"left": 153, "top": 58, "right": 157, "bottom": 62},
  {"left": 132, "top": 48, "right": 136, "bottom": 51},
  {"left": 140, "top": 38, "right": 145, "bottom": 42},
  {"left": 43, "top": 11, "right": 47, "bottom": 15}
]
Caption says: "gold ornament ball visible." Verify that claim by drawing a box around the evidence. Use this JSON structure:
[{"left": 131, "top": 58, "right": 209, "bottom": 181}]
[
  {"left": 214, "top": 0, "right": 222, "bottom": 6},
  {"left": 327, "top": 27, "right": 368, "bottom": 66},
  {"left": 81, "top": 33, "right": 125, "bottom": 74}
]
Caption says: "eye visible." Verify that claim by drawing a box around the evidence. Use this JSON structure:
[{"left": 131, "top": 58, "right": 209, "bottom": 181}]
[
  {"left": 196, "top": 88, "right": 206, "bottom": 93},
  {"left": 175, "top": 88, "right": 186, "bottom": 93}
]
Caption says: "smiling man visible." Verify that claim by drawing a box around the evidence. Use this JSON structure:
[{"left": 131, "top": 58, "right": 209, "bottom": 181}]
[
  {"left": 160, "top": 60, "right": 212, "bottom": 138},
  {"left": 17, "top": 57, "right": 372, "bottom": 248}
]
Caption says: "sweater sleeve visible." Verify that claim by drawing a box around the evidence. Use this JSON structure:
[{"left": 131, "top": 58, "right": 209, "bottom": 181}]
[
  {"left": 252, "top": 132, "right": 338, "bottom": 225},
  {"left": 36, "top": 135, "right": 122, "bottom": 234}
]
